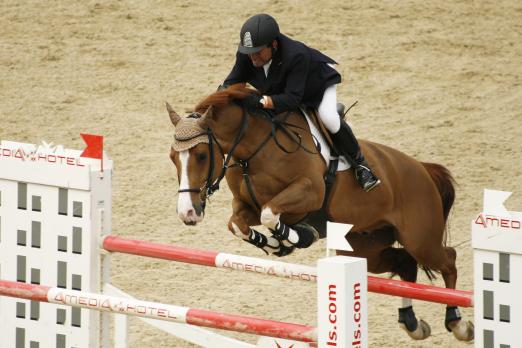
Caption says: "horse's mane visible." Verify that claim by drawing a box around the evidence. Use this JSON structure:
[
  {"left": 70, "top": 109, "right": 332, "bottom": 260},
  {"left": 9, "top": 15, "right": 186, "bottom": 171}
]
[{"left": 194, "top": 84, "right": 258, "bottom": 114}]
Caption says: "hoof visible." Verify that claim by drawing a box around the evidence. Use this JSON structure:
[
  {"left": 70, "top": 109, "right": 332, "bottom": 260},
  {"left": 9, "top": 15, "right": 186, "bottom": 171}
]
[
  {"left": 291, "top": 222, "right": 320, "bottom": 248},
  {"left": 449, "top": 319, "right": 474, "bottom": 341},
  {"left": 272, "top": 244, "right": 295, "bottom": 257},
  {"left": 400, "top": 319, "right": 431, "bottom": 340}
]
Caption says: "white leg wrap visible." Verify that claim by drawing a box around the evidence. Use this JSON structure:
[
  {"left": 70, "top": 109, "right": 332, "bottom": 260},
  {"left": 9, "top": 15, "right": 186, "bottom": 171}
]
[
  {"left": 287, "top": 228, "right": 299, "bottom": 244},
  {"left": 260, "top": 207, "right": 280, "bottom": 230},
  {"left": 265, "top": 236, "right": 281, "bottom": 249},
  {"left": 401, "top": 298, "right": 412, "bottom": 308},
  {"left": 231, "top": 223, "right": 249, "bottom": 240}
]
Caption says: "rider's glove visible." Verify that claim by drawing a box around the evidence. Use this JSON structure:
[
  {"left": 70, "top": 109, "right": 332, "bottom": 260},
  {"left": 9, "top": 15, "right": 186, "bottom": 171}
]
[{"left": 243, "top": 93, "right": 264, "bottom": 110}]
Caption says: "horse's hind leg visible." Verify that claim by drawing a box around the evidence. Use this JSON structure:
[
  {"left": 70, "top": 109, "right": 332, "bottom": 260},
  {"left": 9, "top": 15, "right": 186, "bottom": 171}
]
[
  {"left": 440, "top": 246, "right": 475, "bottom": 341},
  {"left": 403, "top": 238, "right": 474, "bottom": 341},
  {"left": 377, "top": 247, "right": 431, "bottom": 340},
  {"left": 338, "top": 228, "right": 431, "bottom": 340}
]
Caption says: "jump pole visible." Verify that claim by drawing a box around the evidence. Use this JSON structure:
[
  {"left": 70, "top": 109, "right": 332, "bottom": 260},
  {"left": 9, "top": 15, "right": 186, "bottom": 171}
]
[
  {"left": 0, "top": 280, "right": 317, "bottom": 342},
  {"left": 103, "top": 235, "right": 474, "bottom": 308}
]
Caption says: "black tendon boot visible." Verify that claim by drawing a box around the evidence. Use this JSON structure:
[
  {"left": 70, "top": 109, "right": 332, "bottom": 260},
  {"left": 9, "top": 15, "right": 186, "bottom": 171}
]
[{"left": 331, "top": 121, "right": 381, "bottom": 191}]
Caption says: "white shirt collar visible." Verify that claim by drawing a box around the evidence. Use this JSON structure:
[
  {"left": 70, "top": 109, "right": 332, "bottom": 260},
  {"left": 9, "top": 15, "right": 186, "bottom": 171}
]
[{"left": 263, "top": 59, "right": 272, "bottom": 77}]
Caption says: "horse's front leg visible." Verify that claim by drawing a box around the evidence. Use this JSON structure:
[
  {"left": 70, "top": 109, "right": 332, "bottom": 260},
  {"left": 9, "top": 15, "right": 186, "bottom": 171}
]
[
  {"left": 228, "top": 197, "right": 294, "bottom": 256},
  {"left": 260, "top": 176, "right": 323, "bottom": 250}
]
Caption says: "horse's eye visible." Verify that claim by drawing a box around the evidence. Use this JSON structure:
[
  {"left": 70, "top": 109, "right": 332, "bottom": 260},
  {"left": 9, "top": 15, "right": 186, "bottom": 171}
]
[{"left": 196, "top": 152, "right": 207, "bottom": 162}]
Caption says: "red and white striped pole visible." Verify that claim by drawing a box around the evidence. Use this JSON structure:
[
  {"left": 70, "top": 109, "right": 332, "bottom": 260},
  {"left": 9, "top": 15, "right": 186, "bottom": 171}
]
[
  {"left": 103, "top": 236, "right": 474, "bottom": 307},
  {"left": 0, "top": 280, "right": 317, "bottom": 343}
]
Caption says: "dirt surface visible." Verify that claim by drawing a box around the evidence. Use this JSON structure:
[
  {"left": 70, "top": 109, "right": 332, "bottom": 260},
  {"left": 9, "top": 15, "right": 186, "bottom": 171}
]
[{"left": 1, "top": 1, "right": 521, "bottom": 347}]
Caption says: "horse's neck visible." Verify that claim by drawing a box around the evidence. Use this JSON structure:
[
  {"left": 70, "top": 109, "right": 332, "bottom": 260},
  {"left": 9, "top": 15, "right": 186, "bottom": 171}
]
[{"left": 213, "top": 105, "right": 272, "bottom": 159}]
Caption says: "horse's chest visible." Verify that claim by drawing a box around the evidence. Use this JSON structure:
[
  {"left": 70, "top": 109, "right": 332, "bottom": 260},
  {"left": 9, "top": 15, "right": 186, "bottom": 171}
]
[{"left": 234, "top": 172, "right": 281, "bottom": 207}]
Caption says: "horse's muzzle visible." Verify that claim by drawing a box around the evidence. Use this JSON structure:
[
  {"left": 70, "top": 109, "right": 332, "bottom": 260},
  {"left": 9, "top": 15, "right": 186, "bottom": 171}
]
[{"left": 177, "top": 202, "right": 205, "bottom": 225}]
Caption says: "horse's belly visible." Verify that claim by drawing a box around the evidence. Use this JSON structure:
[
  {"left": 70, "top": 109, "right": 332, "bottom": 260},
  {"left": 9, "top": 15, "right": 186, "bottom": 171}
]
[{"left": 327, "top": 170, "right": 393, "bottom": 230}]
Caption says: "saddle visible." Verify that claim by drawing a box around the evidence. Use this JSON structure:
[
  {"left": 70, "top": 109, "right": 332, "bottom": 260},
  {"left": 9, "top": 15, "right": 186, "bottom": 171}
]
[
  {"left": 299, "top": 102, "right": 347, "bottom": 150},
  {"left": 298, "top": 103, "right": 350, "bottom": 170}
]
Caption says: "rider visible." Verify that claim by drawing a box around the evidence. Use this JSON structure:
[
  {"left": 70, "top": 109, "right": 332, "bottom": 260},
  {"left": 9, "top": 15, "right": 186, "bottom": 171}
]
[{"left": 223, "top": 13, "right": 380, "bottom": 191}]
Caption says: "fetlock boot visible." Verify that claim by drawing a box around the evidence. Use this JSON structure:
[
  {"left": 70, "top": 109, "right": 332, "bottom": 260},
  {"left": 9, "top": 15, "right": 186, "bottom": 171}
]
[{"left": 330, "top": 121, "right": 381, "bottom": 191}]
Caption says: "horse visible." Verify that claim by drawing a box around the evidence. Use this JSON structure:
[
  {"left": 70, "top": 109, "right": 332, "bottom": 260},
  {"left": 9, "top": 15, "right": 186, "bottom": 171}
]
[{"left": 166, "top": 84, "right": 474, "bottom": 342}]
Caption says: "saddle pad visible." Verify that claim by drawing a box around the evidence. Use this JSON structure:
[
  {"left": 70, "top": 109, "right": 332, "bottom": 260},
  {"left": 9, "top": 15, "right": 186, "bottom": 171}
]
[{"left": 301, "top": 109, "right": 350, "bottom": 172}]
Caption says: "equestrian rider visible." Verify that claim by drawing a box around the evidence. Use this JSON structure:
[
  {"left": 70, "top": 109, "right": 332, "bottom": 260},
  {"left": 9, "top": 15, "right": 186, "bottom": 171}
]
[{"left": 223, "top": 13, "right": 380, "bottom": 191}]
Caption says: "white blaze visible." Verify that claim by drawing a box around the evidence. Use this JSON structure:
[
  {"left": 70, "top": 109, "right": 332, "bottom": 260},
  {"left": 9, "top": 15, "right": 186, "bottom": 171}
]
[{"left": 177, "top": 151, "right": 198, "bottom": 222}]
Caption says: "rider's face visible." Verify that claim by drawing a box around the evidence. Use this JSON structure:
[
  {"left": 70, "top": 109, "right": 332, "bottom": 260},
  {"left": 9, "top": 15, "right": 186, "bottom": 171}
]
[{"left": 248, "top": 45, "right": 273, "bottom": 67}]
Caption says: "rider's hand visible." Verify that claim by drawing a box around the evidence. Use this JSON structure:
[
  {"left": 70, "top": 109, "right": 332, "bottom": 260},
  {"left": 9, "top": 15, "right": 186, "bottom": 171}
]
[{"left": 243, "top": 93, "right": 263, "bottom": 110}]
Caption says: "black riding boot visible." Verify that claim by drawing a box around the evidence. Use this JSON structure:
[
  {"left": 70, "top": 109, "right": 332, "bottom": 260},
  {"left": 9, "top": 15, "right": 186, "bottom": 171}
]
[{"left": 331, "top": 121, "right": 381, "bottom": 191}]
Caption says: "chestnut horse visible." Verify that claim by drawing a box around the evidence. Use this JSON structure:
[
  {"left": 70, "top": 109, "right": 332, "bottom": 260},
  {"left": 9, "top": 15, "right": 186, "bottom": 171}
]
[{"left": 166, "top": 85, "right": 473, "bottom": 342}]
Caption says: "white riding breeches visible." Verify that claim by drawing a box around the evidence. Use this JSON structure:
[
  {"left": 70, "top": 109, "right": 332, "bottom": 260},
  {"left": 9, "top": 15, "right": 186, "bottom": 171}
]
[{"left": 317, "top": 84, "right": 341, "bottom": 133}]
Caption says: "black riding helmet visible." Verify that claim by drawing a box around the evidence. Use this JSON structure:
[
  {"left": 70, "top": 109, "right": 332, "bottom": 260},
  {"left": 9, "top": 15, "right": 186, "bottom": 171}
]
[{"left": 238, "top": 14, "right": 280, "bottom": 54}]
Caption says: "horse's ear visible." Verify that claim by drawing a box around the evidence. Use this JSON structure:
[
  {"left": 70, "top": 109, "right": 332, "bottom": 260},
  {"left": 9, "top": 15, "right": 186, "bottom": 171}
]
[
  {"left": 197, "top": 106, "right": 215, "bottom": 128},
  {"left": 166, "top": 102, "right": 181, "bottom": 126}
]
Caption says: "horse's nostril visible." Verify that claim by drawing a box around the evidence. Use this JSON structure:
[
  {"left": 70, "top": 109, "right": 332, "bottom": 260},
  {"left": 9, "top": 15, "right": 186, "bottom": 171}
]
[{"left": 194, "top": 205, "right": 205, "bottom": 217}]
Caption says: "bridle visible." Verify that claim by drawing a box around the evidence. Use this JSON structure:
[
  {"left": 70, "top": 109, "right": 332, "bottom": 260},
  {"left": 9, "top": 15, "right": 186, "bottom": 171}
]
[
  {"left": 175, "top": 108, "right": 249, "bottom": 210},
  {"left": 175, "top": 105, "right": 319, "bottom": 210}
]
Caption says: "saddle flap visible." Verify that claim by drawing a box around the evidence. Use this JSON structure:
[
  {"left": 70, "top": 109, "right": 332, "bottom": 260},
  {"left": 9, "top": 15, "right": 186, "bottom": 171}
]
[{"left": 300, "top": 106, "right": 334, "bottom": 151}]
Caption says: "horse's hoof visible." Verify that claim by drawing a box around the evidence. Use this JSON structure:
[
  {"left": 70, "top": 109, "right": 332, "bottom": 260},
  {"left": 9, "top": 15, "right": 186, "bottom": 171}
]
[
  {"left": 291, "top": 222, "right": 320, "bottom": 248},
  {"left": 400, "top": 319, "right": 431, "bottom": 340},
  {"left": 449, "top": 319, "right": 474, "bottom": 341},
  {"left": 272, "top": 244, "right": 295, "bottom": 257}
]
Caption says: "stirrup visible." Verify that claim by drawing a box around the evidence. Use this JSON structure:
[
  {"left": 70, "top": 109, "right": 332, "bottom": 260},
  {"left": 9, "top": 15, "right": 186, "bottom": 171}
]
[
  {"left": 355, "top": 165, "right": 381, "bottom": 192},
  {"left": 362, "top": 177, "right": 381, "bottom": 192}
]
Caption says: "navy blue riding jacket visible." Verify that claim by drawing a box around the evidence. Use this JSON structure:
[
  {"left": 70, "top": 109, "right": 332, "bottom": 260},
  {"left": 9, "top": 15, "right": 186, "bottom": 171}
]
[{"left": 224, "top": 34, "right": 342, "bottom": 114}]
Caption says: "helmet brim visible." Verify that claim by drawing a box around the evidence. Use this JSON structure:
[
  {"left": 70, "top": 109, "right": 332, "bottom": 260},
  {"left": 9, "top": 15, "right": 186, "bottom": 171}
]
[{"left": 237, "top": 43, "right": 266, "bottom": 54}]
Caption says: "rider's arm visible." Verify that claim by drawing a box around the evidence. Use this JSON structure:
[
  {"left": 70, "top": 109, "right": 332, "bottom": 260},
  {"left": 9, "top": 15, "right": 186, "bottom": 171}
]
[
  {"left": 269, "top": 51, "right": 310, "bottom": 113},
  {"left": 223, "top": 52, "right": 250, "bottom": 86}
]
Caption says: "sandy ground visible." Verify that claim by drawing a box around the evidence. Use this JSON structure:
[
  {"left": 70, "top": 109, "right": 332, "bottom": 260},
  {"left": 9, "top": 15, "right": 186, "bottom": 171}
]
[{"left": 1, "top": 1, "right": 521, "bottom": 347}]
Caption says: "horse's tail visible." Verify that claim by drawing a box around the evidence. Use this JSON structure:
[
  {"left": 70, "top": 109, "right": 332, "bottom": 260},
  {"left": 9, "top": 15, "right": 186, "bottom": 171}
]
[
  {"left": 422, "top": 162, "right": 456, "bottom": 221},
  {"left": 419, "top": 162, "right": 456, "bottom": 280},
  {"left": 421, "top": 162, "right": 456, "bottom": 222}
]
